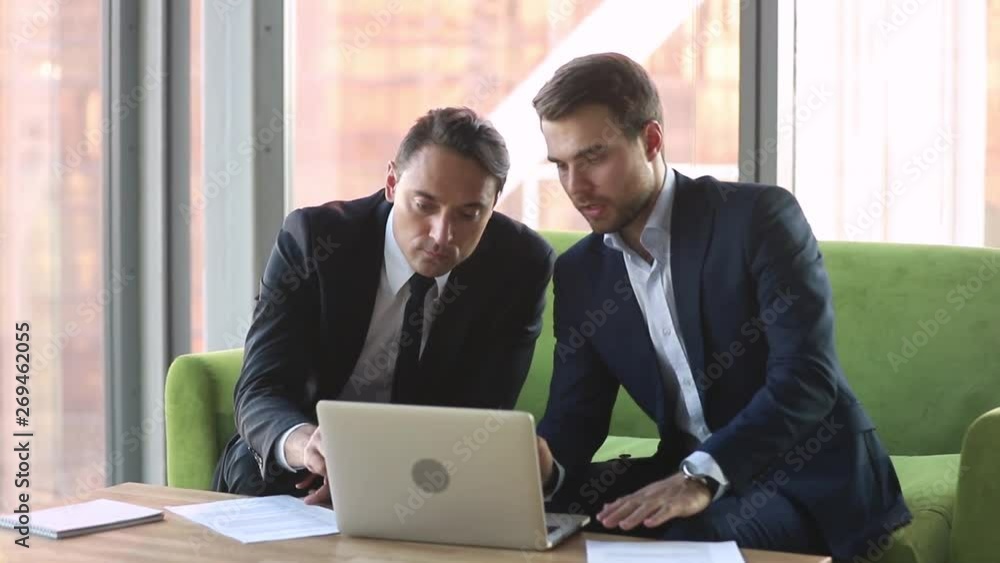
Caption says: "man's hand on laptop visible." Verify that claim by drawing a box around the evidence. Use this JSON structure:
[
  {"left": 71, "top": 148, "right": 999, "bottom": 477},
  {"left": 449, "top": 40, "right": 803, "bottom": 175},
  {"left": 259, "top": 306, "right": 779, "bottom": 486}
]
[
  {"left": 296, "top": 473, "right": 331, "bottom": 506},
  {"left": 285, "top": 424, "right": 332, "bottom": 506},
  {"left": 537, "top": 436, "right": 554, "bottom": 486}
]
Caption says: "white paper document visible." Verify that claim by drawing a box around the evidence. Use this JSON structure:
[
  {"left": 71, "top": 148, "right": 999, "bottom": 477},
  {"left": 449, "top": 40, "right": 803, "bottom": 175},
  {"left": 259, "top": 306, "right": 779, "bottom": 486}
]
[
  {"left": 586, "top": 539, "right": 745, "bottom": 563},
  {"left": 167, "top": 496, "right": 339, "bottom": 544}
]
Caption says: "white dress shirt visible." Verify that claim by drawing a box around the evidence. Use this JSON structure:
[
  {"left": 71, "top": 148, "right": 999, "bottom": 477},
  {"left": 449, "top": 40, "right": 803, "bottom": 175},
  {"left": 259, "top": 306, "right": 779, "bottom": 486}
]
[
  {"left": 275, "top": 208, "right": 450, "bottom": 471},
  {"left": 548, "top": 168, "right": 730, "bottom": 502}
]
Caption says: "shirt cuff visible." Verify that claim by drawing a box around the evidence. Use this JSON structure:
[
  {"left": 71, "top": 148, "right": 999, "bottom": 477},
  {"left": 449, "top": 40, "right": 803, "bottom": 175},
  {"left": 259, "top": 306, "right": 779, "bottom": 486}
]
[
  {"left": 681, "top": 451, "right": 730, "bottom": 502},
  {"left": 543, "top": 457, "right": 566, "bottom": 502},
  {"left": 275, "top": 423, "right": 309, "bottom": 472}
]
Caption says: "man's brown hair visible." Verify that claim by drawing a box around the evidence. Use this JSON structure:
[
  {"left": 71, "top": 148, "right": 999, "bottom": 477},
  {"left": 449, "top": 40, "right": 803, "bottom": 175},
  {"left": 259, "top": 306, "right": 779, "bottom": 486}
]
[
  {"left": 532, "top": 52, "right": 663, "bottom": 138},
  {"left": 395, "top": 107, "right": 510, "bottom": 196}
]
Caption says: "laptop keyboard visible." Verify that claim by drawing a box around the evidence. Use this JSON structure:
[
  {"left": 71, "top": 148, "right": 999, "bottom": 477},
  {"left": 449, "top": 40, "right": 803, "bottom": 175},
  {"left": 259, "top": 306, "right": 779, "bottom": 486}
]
[{"left": 545, "top": 513, "right": 576, "bottom": 534}]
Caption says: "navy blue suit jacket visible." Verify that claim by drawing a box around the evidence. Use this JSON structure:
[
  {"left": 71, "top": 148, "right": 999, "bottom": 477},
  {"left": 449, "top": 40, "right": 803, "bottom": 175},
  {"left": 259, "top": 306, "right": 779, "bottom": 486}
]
[{"left": 538, "top": 172, "right": 910, "bottom": 559}]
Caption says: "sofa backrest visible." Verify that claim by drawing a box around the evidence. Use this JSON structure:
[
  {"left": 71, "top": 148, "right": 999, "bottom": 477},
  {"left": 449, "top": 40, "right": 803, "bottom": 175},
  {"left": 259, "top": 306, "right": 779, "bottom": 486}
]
[
  {"left": 518, "top": 232, "right": 1000, "bottom": 457},
  {"left": 165, "top": 349, "right": 245, "bottom": 489},
  {"left": 820, "top": 241, "right": 1000, "bottom": 455},
  {"left": 176, "top": 234, "right": 1000, "bottom": 462}
]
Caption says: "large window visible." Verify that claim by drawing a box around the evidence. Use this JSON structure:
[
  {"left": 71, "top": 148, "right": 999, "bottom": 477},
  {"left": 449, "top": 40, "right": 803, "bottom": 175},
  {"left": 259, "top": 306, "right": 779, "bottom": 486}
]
[
  {"left": 288, "top": 0, "right": 741, "bottom": 230},
  {"left": 793, "top": 0, "right": 1000, "bottom": 247},
  {"left": 190, "top": 0, "right": 205, "bottom": 353},
  {"left": 0, "top": 0, "right": 105, "bottom": 507}
]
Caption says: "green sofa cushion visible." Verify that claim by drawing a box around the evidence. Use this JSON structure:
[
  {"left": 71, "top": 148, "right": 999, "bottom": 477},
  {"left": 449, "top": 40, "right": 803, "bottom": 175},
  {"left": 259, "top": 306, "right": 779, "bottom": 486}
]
[
  {"left": 854, "top": 454, "right": 960, "bottom": 563},
  {"left": 165, "top": 349, "right": 243, "bottom": 490},
  {"left": 592, "top": 436, "right": 660, "bottom": 462}
]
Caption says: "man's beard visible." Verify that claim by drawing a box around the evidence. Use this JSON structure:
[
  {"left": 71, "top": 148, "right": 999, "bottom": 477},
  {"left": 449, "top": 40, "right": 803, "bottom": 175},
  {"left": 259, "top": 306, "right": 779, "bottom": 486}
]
[{"left": 588, "top": 188, "right": 657, "bottom": 235}]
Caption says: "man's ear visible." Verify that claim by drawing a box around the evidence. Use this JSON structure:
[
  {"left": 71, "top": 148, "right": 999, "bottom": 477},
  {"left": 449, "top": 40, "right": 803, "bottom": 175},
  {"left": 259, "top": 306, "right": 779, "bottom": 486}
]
[
  {"left": 384, "top": 161, "right": 400, "bottom": 202},
  {"left": 641, "top": 121, "right": 664, "bottom": 162},
  {"left": 491, "top": 179, "right": 502, "bottom": 208}
]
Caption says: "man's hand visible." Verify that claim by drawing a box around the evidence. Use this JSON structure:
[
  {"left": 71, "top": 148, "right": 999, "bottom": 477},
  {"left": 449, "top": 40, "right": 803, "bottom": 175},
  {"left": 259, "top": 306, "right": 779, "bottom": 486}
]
[
  {"left": 285, "top": 425, "right": 331, "bottom": 505},
  {"left": 295, "top": 473, "right": 331, "bottom": 506},
  {"left": 283, "top": 424, "right": 319, "bottom": 469},
  {"left": 597, "top": 472, "right": 711, "bottom": 531},
  {"left": 537, "top": 436, "right": 554, "bottom": 486}
]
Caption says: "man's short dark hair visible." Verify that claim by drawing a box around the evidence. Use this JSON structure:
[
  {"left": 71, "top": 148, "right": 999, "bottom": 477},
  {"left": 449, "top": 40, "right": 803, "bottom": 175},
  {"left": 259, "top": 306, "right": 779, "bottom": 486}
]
[
  {"left": 532, "top": 52, "right": 663, "bottom": 138},
  {"left": 395, "top": 107, "right": 510, "bottom": 195}
]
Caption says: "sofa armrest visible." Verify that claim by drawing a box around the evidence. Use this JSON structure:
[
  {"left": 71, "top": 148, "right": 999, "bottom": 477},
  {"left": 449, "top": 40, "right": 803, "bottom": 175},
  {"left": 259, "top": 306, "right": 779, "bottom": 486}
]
[
  {"left": 165, "top": 355, "right": 222, "bottom": 490},
  {"left": 950, "top": 406, "right": 1000, "bottom": 563}
]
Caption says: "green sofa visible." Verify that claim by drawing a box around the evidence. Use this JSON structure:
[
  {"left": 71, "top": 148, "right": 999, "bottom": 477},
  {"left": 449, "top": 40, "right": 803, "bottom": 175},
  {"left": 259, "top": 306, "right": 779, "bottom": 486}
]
[{"left": 166, "top": 232, "right": 1000, "bottom": 563}]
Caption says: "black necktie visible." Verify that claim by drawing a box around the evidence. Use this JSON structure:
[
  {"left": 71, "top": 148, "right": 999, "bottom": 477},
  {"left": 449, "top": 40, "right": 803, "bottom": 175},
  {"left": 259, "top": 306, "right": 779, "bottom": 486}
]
[{"left": 391, "top": 273, "right": 435, "bottom": 402}]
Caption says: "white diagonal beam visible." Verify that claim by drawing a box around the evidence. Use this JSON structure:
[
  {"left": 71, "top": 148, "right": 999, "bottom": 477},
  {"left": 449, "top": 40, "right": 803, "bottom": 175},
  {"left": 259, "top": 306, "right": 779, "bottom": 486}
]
[{"left": 489, "top": 0, "right": 705, "bottom": 203}]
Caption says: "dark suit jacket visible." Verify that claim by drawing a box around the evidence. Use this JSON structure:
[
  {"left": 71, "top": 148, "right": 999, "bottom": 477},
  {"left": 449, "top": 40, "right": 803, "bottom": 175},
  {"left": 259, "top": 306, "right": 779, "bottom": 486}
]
[
  {"left": 234, "top": 190, "right": 555, "bottom": 477},
  {"left": 537, "top": 172, "right": 910, "bottom": 559}
]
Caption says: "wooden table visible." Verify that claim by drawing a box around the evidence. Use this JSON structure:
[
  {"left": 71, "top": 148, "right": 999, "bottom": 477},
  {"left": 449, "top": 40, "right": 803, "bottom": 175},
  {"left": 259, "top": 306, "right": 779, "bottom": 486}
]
[{"left": 0, "top": 483, "right": 832, "bottom": 563}]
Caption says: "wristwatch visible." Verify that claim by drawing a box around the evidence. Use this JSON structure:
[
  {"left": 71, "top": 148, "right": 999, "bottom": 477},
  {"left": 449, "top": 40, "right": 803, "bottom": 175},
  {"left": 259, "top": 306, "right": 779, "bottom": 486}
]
[{"left": 681, "top": 462, "right": 720, "bottom": 498}]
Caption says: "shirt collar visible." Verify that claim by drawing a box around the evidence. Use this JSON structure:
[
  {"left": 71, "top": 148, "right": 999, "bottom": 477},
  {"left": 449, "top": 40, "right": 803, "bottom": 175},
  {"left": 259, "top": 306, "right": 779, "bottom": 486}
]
[
  {"left": 384, "top": 207, "right": 451, "bottom": 297},
  {"left": 603, "top": 167, "right": 677, "bottom": 261}
]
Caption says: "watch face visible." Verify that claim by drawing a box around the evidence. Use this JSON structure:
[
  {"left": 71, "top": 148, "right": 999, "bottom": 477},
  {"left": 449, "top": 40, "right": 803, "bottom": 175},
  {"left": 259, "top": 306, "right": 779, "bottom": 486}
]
[{"left": 681, "top": 463, "right": 714, "bottom": 489}]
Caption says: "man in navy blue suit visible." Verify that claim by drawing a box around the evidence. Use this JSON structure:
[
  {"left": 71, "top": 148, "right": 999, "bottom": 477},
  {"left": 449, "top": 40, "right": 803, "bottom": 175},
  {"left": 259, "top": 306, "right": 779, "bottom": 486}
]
[{"left": 531, "top": 53, "right": 910, "bottom": 560}]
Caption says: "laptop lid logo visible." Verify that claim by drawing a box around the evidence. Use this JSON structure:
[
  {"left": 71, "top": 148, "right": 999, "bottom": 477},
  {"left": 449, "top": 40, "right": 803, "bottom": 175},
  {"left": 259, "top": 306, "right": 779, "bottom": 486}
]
[{"left": 412, "top": 459, "right": 450, "bottom": 494}]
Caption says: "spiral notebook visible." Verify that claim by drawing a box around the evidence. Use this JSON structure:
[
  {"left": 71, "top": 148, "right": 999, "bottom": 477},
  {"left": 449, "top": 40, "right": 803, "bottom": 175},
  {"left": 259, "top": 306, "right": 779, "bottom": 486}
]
[{"left": 0, "top": 499, "right": 164, "bottom": 539}]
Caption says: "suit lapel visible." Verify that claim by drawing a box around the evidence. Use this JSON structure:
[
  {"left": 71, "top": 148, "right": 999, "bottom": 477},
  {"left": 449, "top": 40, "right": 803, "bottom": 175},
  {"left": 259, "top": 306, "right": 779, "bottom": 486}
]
[
  {"left": 326, "top": 196, "right": 390, "bottom": 389},
  {"left": 669, "top": 173, "right": 714, "bottom": 402},
  {"left": 592, "top": 246, "right": 668, "bottom": 426}
]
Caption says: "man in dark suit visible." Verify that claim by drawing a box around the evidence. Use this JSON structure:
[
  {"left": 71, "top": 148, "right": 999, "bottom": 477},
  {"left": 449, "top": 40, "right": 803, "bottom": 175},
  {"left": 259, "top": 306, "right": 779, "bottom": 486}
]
[
  {"left": 531, "top": 53, "right": 910, "bottom": 560},
  {"left": 215, "top": 107, "right": 554, "bottom": 502}
]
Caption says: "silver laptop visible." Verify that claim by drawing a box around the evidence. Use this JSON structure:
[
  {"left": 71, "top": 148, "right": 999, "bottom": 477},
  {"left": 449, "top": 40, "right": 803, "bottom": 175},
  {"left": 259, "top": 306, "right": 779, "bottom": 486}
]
[{"left": 316, "top": 401, "right": 589, "bottom": 550}]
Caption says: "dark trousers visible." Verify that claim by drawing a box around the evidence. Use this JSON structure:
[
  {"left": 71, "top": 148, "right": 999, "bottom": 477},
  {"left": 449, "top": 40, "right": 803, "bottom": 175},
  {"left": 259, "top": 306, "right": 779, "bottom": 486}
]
[
  {"left": 547, "top": 455, "right": 828, "bottom": 556},
  {"left": 212, "top": 434, "right": 308, "bottom": 497}
]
